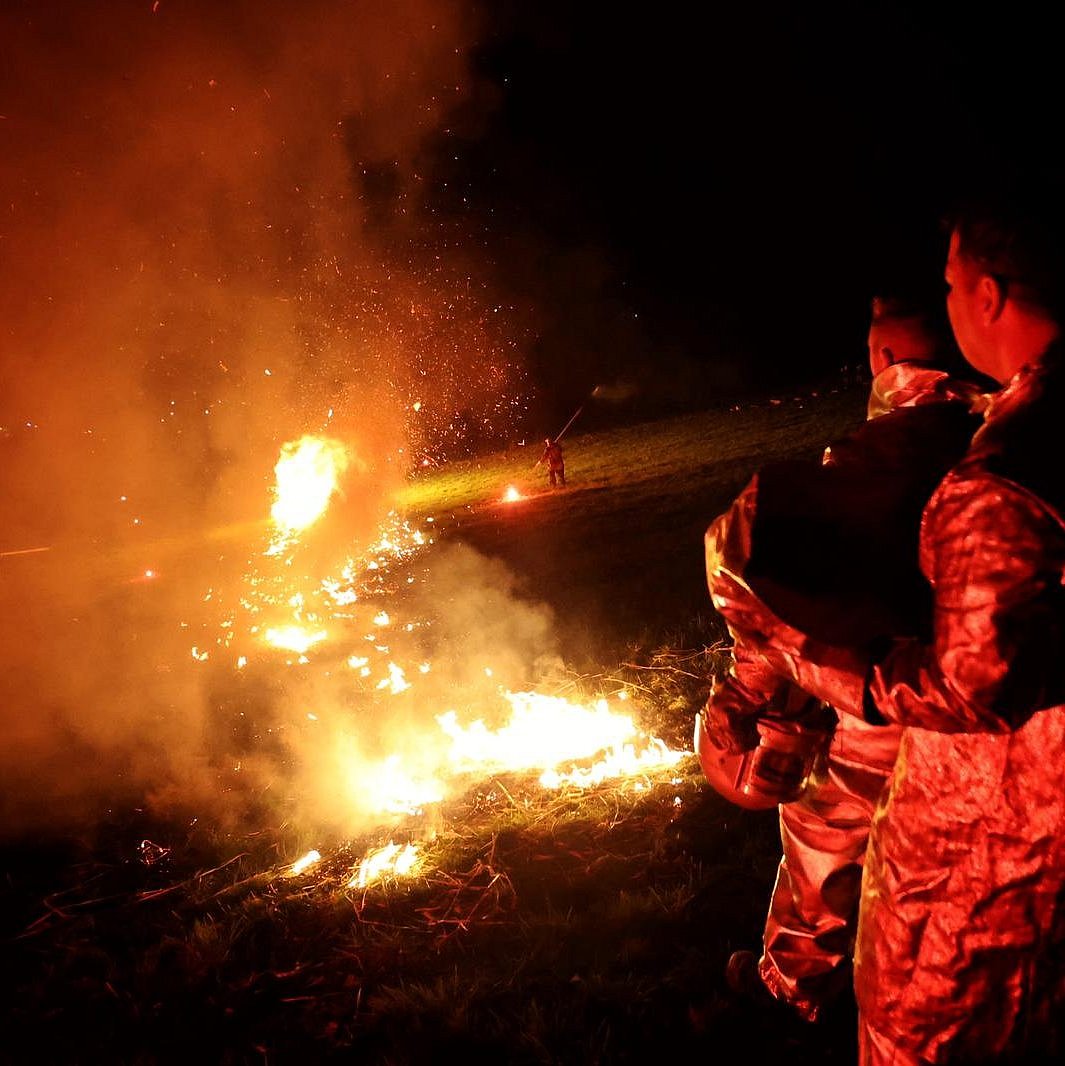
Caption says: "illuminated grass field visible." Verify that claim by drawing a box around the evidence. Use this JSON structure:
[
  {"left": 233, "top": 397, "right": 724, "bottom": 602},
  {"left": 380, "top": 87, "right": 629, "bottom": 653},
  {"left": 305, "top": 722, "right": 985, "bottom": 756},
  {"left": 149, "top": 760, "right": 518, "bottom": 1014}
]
[{"left": 5, "top": 384, "right": 865, "bottom": 1065}]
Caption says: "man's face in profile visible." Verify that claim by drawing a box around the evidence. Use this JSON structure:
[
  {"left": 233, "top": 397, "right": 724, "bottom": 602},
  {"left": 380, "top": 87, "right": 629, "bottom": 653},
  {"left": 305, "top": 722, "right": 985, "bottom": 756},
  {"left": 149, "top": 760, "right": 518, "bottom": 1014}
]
[{"left": 945, "top": 229, "right": 993, "bottom": 378}]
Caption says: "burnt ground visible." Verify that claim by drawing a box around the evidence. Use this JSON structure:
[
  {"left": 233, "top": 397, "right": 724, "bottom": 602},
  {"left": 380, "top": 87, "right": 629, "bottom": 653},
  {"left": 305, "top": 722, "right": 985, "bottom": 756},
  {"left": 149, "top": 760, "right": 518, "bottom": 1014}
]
[{"left": 2, "top": 387, "right": 866, "bottom": 1065}]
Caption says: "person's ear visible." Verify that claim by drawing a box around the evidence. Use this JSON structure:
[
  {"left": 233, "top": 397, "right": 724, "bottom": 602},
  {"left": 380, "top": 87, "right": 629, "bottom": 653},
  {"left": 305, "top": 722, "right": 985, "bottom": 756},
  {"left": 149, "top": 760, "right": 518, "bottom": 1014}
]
[
  {"left": 868, "top": 343, "right": 892, "bottom": 376},
  {"left": 978, "top": 273, "right": 1007, "bottom": 324}
]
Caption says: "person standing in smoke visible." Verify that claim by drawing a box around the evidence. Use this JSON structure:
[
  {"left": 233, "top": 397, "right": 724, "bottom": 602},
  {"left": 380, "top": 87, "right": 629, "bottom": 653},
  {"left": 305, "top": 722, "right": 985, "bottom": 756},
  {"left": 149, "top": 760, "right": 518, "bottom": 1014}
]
[
  {"left": 539, "top": 437, "right": 566, "bottom": 487},
  {"left": 699, "top": 283, "right": 988, "bottom": 1022}
]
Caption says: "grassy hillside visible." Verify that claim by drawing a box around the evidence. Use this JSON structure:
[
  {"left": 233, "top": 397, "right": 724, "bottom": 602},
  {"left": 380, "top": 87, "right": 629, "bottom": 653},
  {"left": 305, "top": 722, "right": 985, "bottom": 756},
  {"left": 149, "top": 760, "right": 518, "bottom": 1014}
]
[{"left": 401, "top": 387, "right": 864, "bottom": 664}]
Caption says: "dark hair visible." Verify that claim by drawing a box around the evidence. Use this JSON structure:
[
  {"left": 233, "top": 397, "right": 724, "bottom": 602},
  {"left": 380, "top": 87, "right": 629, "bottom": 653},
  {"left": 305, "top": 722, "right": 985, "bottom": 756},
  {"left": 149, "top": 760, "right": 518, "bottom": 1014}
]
[
  {"left": 947, "top": 180, "right": 1065, "bottom": 316},
  {"left": 869, "top": 286, "right": 954, "bottom": 359}
]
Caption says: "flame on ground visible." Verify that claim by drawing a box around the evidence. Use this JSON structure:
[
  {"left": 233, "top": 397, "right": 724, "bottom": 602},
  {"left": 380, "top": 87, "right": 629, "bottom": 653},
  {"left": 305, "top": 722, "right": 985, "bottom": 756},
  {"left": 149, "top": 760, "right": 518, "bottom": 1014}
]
[
  {"left": 349, "top": 842, "right": 422, "bottom": 888},
  {"left": 439, "top": 693, "right": 637, "bottom": 774},
  {"left": 289, "top": 849, "right": 322, "bottom": 876},
  {"left": 440, "top": 690, "right": 686, "bottom": 787},
  {"left": 212, "top": 433, "right": 690, "bottom": 895},
  {"left": 349, "top": 754, "right": 446, "bottom": 816},
  {"left": 502, "top": 485, "right": 522, "bottom": 502},
  {"left": 346, "top": 690, "right": 688, "bottom": 816}
]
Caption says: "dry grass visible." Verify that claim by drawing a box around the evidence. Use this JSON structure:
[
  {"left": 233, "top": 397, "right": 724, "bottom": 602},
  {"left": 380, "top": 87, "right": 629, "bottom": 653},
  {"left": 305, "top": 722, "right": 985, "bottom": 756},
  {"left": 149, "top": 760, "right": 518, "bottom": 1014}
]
[{"left": 397, "top": 386, "right": 862, "bottom": 516}]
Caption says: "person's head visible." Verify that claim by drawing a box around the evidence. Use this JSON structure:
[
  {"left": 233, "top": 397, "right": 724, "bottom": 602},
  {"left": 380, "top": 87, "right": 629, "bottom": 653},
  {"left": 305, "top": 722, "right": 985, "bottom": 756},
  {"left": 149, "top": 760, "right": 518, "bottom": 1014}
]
[
  {"left": 867, "top": 292, "right": 954, "bottom": 377},
  {"left": 945, "top": 186, "right": 1065, "bottom": 382}
]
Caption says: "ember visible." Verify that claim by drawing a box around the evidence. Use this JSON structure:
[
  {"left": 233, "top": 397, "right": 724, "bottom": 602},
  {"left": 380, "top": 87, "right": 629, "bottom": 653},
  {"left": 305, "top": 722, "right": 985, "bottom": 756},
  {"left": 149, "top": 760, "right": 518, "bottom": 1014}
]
[
  {"left": 502, "top": 485, "right": 523, "bottom": 502},
  {"left": 263, "top": 625, "right": 329, "bottom": 654}
]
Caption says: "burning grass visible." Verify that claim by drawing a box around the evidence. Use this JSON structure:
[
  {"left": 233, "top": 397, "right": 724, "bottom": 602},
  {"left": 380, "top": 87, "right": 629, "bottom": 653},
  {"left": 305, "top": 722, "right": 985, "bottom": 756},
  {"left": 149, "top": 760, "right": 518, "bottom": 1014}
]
[
  {"left": 2, "top": 389, "right": 867, "bottom": 1063},
  {"left": 6, "top": 640, "right": 853, "bottom": 1063}
]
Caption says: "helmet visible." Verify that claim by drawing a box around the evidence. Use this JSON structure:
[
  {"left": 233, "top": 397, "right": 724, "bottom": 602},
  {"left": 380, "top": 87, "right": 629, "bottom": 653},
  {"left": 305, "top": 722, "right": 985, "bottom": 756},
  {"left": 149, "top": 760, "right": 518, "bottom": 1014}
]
[{"left": 694, "top": 704, "right": 833, "bottom": 810}]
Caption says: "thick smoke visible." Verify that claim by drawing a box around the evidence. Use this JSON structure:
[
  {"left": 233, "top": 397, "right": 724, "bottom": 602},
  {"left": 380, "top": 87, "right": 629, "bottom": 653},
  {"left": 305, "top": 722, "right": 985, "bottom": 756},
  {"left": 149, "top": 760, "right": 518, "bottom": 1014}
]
[
  {"left": 253, "top": 541, "right": 564, "bottom": 837},
  {"left": 0, "top": 1, "right": 527, "bottom": 834}
]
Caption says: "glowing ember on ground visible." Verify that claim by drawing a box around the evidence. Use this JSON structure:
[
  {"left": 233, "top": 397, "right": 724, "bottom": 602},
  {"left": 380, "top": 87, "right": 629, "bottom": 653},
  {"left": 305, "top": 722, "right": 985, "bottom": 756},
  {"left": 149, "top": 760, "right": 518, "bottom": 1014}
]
[
  {"left": 502, "top": 485, "right": 522, "bottom": 502},
  {"left": 349, "top": 842, "right": 422, "bottom": 888},
  {"left": 267, "top": 436, "right": 349, "bottom": 554},
  {"left": 264, "top": 625, "right": 328, "bottom": 653},
  {"left": 289, "top": 849, "right": 322, "bottom": 876}
]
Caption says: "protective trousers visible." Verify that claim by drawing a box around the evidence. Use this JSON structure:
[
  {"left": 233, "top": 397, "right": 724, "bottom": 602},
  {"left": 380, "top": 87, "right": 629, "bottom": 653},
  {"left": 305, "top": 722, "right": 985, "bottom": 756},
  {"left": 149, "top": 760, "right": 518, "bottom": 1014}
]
[{"left": 760, "top": 714, "right": 901, "bottom": 1021}]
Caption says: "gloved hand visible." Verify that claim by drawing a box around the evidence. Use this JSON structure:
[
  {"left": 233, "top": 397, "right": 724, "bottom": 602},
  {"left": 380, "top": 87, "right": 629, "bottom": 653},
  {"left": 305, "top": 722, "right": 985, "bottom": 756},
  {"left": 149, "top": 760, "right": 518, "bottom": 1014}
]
[{"left": 701, "top": 674, "right": 766, "bottom": 755}]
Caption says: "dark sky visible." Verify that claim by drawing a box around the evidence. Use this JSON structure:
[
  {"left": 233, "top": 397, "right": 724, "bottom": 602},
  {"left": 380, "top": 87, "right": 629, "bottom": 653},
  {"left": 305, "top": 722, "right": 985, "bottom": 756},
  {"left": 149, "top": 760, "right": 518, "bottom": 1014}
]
[{"left": 410, "top": 0, "right": 1065, "bottom": 405}]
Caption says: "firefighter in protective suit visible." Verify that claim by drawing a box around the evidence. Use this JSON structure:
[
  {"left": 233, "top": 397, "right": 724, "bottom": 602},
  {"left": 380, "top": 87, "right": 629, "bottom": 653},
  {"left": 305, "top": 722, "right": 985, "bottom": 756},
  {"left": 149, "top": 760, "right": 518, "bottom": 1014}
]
[
  {"left": 713, "top": 196, "right": 1065, "bottom": 1063},
  {"left": 539, "top": 438, "right": 566, "bottom": 487},
  {"left": 701, "top": 293, "right": 986, "bottom": 1022}
]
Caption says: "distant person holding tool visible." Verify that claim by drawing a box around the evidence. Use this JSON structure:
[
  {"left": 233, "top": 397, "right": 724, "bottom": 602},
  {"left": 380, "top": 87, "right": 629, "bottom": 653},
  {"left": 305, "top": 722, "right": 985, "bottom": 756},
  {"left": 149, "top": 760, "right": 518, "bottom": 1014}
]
[{"left": 538, "top": 438, "right": 565, "bottom": 488}]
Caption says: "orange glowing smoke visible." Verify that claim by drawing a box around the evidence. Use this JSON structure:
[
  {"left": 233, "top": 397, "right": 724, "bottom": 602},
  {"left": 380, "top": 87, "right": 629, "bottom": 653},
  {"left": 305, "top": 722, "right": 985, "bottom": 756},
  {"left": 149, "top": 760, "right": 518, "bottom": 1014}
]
[{"left": 268, "top": 436, "right": 350, "bottom": 548}]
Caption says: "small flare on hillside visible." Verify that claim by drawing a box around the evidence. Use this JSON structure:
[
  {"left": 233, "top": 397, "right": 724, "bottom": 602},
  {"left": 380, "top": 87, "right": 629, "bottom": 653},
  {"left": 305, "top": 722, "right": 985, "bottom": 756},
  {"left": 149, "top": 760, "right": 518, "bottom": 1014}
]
[{"left": 502, "top": 485, "right": 522, "bottom": 502}]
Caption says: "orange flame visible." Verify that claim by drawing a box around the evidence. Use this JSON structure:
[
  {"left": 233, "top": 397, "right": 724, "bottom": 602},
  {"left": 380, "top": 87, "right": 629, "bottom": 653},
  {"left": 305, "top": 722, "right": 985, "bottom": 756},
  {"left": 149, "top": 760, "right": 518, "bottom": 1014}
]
[
  {"left": 349, "top": 842, "right": 422, "bottom": 888},
  {"left": 264, "top": 625, "right": 328, "bottom": 654},
  {"left": 268, "top": 436, "right": 349, "bottom": 550},
  {"left": 289, "top": 849, "right": 322, "bottom": 876}
]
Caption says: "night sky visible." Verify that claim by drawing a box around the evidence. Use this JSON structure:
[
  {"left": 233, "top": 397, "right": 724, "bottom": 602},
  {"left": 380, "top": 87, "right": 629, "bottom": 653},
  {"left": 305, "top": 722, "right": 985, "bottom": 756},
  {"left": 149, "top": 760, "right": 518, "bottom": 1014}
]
[
  {"left": 13, "top": 2, "right": 1031, "bottom": 560},
  {"left": 2, "top": 0, "right": 1064, "bottom": 445},
  {"left": 410, "top": 1, "right": 1065, "bottom": 408}
]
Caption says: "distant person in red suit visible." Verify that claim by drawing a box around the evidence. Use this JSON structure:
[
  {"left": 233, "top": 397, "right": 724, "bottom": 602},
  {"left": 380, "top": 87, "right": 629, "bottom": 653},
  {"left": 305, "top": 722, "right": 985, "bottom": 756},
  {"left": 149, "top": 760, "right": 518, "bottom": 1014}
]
[{"left": 539, "top": 438, "right": 565, "bottom": 487}]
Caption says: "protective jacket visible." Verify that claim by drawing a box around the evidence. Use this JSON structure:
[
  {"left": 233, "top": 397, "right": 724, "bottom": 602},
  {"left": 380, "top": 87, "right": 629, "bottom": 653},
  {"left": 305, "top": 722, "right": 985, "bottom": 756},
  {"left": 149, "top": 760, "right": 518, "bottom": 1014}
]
[
  {"left": 703, "top": 363, "right": 984, "bottom": 1022},
  {"left": 852, "top": 348, "right": 1065, "bottom": 1063}
]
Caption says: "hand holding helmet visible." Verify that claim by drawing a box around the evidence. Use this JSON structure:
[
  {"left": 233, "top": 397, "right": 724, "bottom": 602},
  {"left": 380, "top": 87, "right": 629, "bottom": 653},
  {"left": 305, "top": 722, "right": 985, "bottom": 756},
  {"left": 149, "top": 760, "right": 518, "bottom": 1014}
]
[
  {"left": 700, "top": 673, "right": 764, "bottom": 754},
  {"left": 697, "top": 677, "right": 835, "bottom": 810}
]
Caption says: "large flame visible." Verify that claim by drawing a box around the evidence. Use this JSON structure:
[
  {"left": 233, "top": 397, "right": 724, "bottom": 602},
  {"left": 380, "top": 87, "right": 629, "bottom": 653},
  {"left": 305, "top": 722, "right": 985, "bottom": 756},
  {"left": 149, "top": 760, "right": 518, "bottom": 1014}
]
[
  {"left": 342, "top": 690, "right": 686, "bottom": 817},
  {"left": 269, "top": 436, "right": 350, "bottom": 540},
  {"left": 439, "top": 692, "right": 638, "bottom": 773}
]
